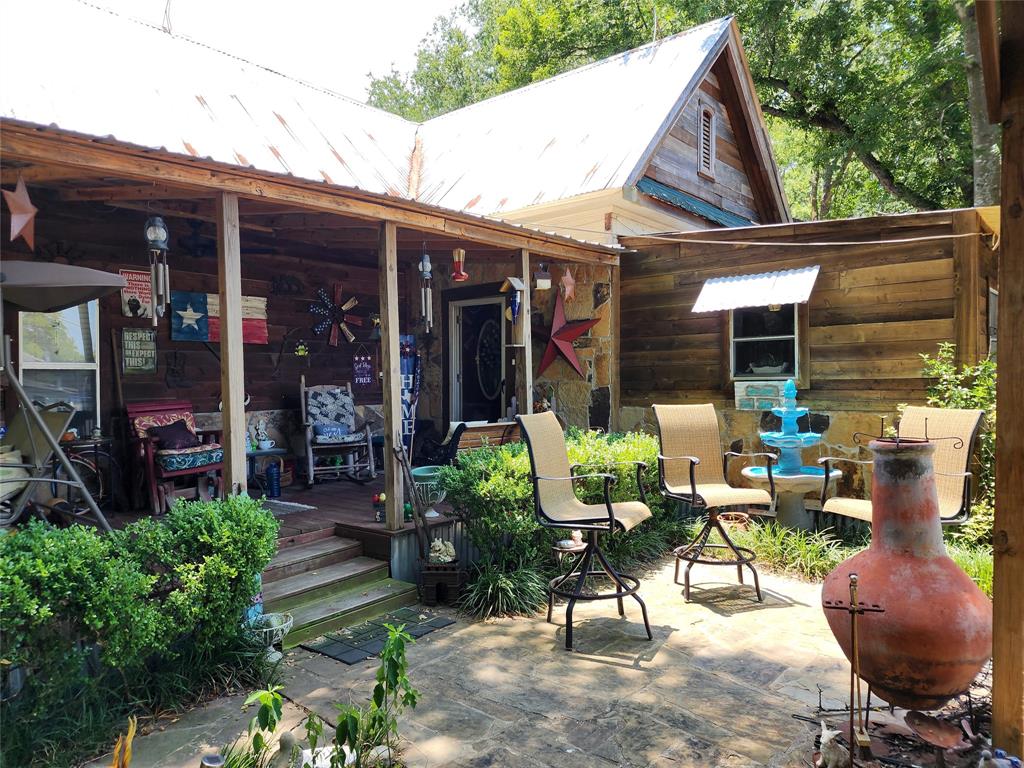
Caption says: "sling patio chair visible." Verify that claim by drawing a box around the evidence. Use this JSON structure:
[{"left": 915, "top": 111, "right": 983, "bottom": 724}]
[
  {"left": 653, "top": 403, "right": 777, "bottom": 603},
  {"left": 517, "top": 411, "right": 653, "bottom": 651},
  {"left": 819, "top": 405, "right": 984, "bottom": 528}
]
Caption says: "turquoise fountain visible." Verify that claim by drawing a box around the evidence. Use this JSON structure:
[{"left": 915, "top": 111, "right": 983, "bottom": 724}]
[{"left": 742, "top": 379, "right": 840, "bottom": 530}]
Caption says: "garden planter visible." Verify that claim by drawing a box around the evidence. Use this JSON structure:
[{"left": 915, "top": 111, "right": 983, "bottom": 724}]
[{"left": 822, "top": 438, "right": 991, "bottom": 710}]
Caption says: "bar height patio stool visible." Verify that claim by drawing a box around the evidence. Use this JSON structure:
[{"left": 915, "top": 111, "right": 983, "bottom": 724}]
[
  {"left": 653, "top": 404, "right": 777, "bottom": 602},
  {"left": 517, "top": 411, "right": 654, "bottom": 650}
]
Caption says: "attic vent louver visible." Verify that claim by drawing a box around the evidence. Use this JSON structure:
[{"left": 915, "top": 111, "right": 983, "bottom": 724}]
[{"left": 698, "top": 101, "right": 716, "bottom": 179}]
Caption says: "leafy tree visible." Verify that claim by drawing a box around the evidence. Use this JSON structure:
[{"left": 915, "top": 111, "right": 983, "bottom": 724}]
[{"left": 369, "top": 0, "right": 996, "bottom": 218}]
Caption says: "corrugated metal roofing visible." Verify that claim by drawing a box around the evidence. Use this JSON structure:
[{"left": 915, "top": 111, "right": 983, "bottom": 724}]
[
  {"left": 417, "top": 18, "right": 732, "bottom": 214},
  {"left": 0, "top": 0, "right": 418, "bottom": 196},
  {"left": 692, "top": 265, "right": 820, "bottom": 312},
  {"left": 637, "top": 177, "right": 753, "bottom": 228},
  {"left": 0, "top": 0, "right": 731, "bottom": 220}
]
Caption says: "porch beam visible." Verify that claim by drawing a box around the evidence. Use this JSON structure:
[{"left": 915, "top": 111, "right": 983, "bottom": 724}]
[
  {"left": 0, "top": 125, "right": 619, "bottom": 264},
  {"left": 216, "top": 192, "right": 247, "bottom": 495},
  {"left": 58, "top": 184, "right": 216, "bottom": 201},
  {"left": 519, "top": 249, "right": 534, "bottom": 414},
  {"left": 378, "top": 220, "right": 404, "bottom": 530},
  {"left": 993, "top": 0, "right": 1024, "bottom": 749}
]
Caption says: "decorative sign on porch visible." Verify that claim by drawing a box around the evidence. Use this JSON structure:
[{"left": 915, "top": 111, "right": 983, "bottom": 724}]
[
  {"left": 734, "top": 380, "right": 786, "bottom": 411},
  {"left": 170, "top": 290, "right": 268, "bottom": 344},
  {"left": 119, "top": 269, "right": 153, "bottom": 318},
  {"left": 400, "top": 335, "right": 421, "bottom": 454},
  {"left": 122, "top": 328, "right": 158, "bottom": 374},
  {"left": 353, "top": 347, "right": 375, "bottom": 389}
]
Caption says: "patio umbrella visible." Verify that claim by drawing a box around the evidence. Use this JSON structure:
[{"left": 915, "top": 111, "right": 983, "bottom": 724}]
[{"left": 0, "top": 260, "right": 126, "bottom": 313}]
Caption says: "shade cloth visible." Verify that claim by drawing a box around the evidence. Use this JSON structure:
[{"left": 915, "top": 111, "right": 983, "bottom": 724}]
[
  {"left": 692, "top": 265, "right": 820, "bottom": 313},
  {"left": 0, "top": 260, "right": 126, "bottom": 313}
]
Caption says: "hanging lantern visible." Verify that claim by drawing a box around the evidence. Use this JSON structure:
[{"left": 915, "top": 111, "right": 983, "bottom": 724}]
[
  {"left": 145, "top": 216, "right": 170, "bottom": 327},
  {"left": 418, "top": 248, "right": 434, "bottom": 332},
  {"left": 451, "top": 247, "right": 468, "bottom": 282},
  {"left": 533, "top": 262, "right": 552, "bottom": 291}
]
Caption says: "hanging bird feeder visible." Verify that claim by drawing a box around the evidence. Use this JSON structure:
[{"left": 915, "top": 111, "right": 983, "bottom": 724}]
[{"left": 451, "top": 248, "right": 469, "bottom": 282}]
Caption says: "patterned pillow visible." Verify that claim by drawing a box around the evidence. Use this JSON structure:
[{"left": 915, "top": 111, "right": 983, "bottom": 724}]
[
  {"left": 307, "top": 387, "right": 356, "bottom": 431},
  {"left": 148, "top": 420, "right": 200, "bottom": 450}
]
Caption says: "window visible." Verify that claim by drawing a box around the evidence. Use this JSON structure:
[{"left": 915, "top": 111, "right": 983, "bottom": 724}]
[
  {"left": 731, "top": 304, "right": 798, "bottom": 380},
  {"left": 19, "top": 301, "right": 101, "bottom": 432},
  {"left": 698, "top": 102, "right": 716, "bottom": 179}
]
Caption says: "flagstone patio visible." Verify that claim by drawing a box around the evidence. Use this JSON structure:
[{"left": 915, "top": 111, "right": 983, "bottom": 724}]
[{"left": 95, "top": 560, "right": 852, "bottom": 768}]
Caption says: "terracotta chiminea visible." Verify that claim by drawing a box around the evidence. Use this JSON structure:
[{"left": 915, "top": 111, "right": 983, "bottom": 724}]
[{"left": 822, "top": 437, "right": 992, "bottom": 710}]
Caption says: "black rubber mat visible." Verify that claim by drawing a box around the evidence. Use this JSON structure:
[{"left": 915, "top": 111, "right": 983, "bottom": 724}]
[{"left": 300, "top": 607, "right": 456, "bottom": 665}]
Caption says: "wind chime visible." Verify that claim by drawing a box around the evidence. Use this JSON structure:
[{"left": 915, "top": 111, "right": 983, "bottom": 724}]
[
  {"left": 418, "top": 245, "right": 434, "bottom": 332},
  {"left": 145, "top": 216, "right": 170, "bottom": 327}
]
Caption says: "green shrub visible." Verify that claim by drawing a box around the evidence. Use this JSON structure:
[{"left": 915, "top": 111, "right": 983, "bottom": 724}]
[
  {"left": 459, "top": 560, "right": 549, "bottom": 619},
  {"left": 0, "top": 495, "right": 279, "bottom": 767}
]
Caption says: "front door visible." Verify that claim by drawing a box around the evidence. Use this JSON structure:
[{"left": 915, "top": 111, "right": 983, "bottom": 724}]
[{"left": 449, "top": 298, "right": 506, "bottom": 422}]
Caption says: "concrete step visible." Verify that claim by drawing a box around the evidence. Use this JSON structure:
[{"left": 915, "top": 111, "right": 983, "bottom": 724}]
[
  {"left": 264, "top": 556, "right": 388, "bottom": 612},
  {"left": 264, "top": 536, "right": 362, "bottom": 583},
  {"left": 282, "top": 578, "right": 419, "bottom": 648}
]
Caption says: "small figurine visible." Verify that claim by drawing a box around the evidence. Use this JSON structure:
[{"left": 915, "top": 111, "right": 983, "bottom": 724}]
[
  {"left": 816, "top": 721, "right": 849, "bottom": 768},
  {"left": 429, "top": 538, "right": 456, "bottom": 564}
]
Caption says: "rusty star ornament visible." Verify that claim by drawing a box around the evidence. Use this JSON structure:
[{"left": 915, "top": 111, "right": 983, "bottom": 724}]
[
  {"left": 538, "top": 290, "right": 600, "bottom": 377},
  {"left": 2, "top": 174, "right": 38, "bottom": 250},
  {"left": 560, "top": 265, "right": 576, "bottom": 302}
]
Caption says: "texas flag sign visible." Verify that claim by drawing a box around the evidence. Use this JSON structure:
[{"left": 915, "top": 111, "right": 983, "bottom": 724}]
[{"left": 170, "top": 291, "right": 268, "bottom": 344}]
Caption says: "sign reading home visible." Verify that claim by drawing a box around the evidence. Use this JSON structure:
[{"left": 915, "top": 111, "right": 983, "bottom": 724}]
[{"left": 122, "top": 328, "right": 158, "bottom": 374}]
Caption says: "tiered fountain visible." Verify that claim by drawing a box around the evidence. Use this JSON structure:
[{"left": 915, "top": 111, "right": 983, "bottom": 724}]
[{"left": 742, "top": 379, "right": 840, "bottom": 530}]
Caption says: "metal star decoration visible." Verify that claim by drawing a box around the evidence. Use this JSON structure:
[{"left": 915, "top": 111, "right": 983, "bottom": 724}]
[
  {"left": 560, "top": 265, "right": 576, "bottom": 302},
  {"left": 2, "top": 174, "right": 38, "bottom": 250},
  {"left": 538, "top": 290, "right": 600, "bottom": 377}
]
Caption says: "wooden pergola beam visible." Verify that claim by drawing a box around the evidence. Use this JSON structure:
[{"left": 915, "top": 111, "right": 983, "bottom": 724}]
[
  {"left": 98, "top": 199, "right": 275, "bottom": 233},
  {"left": 992, "top": 0, "right": 1024, "bottom": 751},
  {"left": 0, "top": 165, "right": 105, "bottom": 185},
  {"left": 0, "top": 124, "right": 619, "bottom": 264}
]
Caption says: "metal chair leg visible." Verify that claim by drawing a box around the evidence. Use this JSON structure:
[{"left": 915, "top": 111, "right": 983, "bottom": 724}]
[
  {"left": 594, "top": 545, "right": 652, "bottom": 640},
  {"left": 564, "top": 544, "right": 595, "bottom": 651}
]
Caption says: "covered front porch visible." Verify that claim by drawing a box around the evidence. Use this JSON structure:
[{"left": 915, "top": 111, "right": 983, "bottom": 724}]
[{"left": 0, "top": 122, "right": 620, "bottom": 634}]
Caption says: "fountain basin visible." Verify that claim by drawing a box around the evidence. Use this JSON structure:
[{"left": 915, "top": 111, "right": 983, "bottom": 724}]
[{"left": 743, "top": 465, "right": 841, "bottom": 530}]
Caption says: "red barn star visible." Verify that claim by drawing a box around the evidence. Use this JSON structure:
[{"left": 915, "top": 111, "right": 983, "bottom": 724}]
[
  {"left": 538, "top": 291, "right": 600, "bottom": 377},
  {"left": 2, "top": 174, "right": 38, "bottom": 250}
]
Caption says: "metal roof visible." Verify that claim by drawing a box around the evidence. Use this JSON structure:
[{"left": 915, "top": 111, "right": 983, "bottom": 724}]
[
  {"left": 637, "top": 177, "right": 754, "bottom": 228},
  {"left": 416, "top": 18, "right": 733, "bottom": 214},
  {"left": 1, "top": 1, "right": 732, "bottom": 216},
  {"left": 692, "top": 265, "right": 821, "bottom": 313},
  {"left": 0, "top": 0, "right": 418, "bottom": 196}
]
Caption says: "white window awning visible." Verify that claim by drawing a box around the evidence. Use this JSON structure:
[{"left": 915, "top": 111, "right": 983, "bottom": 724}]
[{"left": 692, "top": 265, "right": 821, "bottom": 313}]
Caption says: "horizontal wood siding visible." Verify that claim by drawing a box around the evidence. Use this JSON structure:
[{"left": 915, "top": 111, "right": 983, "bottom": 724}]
[
  {"left": 645, "top": 66, "right": 760, "bottom": 223},
  {"left": 620, "top": 212, "right": 994, "bottom": 411}
]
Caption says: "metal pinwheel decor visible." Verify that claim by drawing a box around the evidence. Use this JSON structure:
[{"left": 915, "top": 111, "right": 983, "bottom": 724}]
[{"left": 309, "top": 283, "right": 363, "bottom": 345}]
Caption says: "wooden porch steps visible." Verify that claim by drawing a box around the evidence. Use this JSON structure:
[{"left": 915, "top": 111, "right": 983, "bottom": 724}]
[{"left": 263, "top": 530, "right": 417, "bottom": 649}]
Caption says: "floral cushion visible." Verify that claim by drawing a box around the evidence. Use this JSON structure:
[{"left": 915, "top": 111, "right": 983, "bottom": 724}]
[
  {"left": 155, "top": 442, "right": 223, "bottom": 472},
  {"left": 132, "top": 410, "right": 198, "bottom": 440},
  {"left": 306, "top": 387, "right": 356, "bottom": 431}
]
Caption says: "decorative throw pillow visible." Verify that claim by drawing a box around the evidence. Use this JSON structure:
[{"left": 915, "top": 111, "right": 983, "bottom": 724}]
[
  {"left": 314, "top": 422, "right": 351, "bottom": 441},
  {"left": 148, "top": 420, "right": 200, "bottom": 451}
]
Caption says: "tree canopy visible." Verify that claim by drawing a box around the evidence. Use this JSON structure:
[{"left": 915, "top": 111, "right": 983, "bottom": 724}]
[{"left": 368, "top": 0, "right": 995, "bottom": 219}]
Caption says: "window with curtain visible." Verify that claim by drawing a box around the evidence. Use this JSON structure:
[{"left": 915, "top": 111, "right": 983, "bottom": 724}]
[{"left": 19, "top": 300, "right": 101, "bottom": 432}]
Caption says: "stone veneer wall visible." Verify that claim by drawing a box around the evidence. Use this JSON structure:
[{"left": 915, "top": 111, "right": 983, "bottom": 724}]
[{"left": 410, "top": 257, "right": 615, "bottom": 432}]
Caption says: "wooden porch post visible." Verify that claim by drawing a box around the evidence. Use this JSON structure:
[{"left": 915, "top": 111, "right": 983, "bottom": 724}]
[
  {"left": 952, "top": 209, "right": 982, "bottom": 367},
  {"left": 519, "top": 249, "right": 534, "bottom": 415},
  {"left": 216, "top": 192, "right": 247, "bottom": 494},
  {"left": 993, "top": 0, "right": 1024, "bottom": 749},
  {"left": 378, "top": 221, "right": 403, "bottom": 530}
]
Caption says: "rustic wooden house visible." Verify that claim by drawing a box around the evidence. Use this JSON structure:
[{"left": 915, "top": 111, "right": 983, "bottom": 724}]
[{"left": 617, "top": 208, "right": 1000, "bottom": 497}]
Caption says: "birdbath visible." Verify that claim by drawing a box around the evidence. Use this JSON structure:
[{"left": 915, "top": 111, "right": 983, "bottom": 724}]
[{"left": 741, "top": 379, "right": 840, "bottom": 530}]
